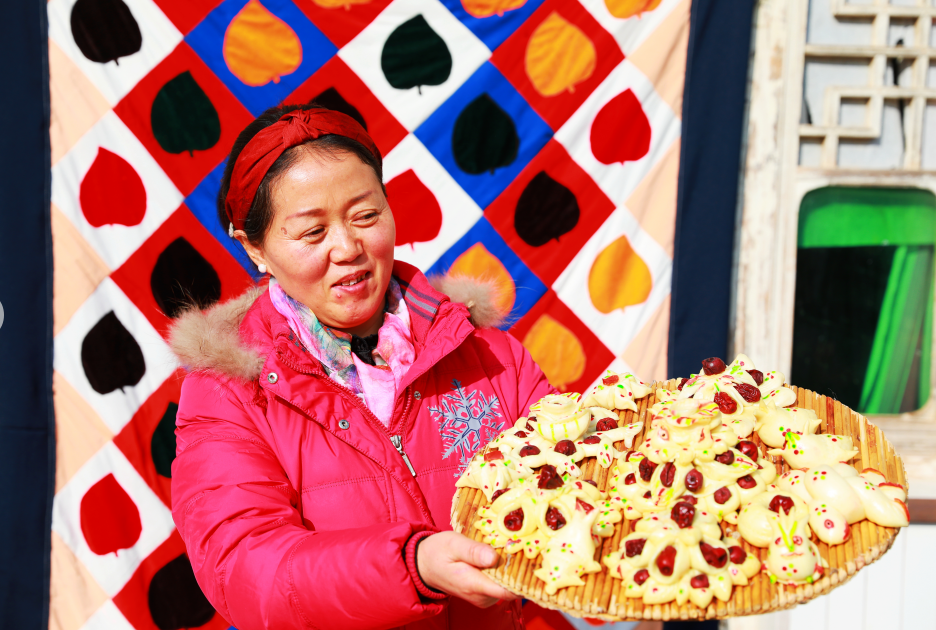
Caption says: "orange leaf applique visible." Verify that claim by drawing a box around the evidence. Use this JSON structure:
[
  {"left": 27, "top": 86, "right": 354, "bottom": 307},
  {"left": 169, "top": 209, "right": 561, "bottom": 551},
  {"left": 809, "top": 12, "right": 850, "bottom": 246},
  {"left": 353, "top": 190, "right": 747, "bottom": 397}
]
[
  {"left": 522, "top": 314, "right": 586, "bottom": 391},
  {"left": 461, "top": 0, "right": 527, "bottom": 18},
  {"left": 223, "top": 0, "right": 302, "bottom": 87},
  {"left": 525, "top": 12, "right": 597, "bottom": 97},
  {"left": 604, "top": 0, "right": 662, "bottom": 20},
  {"left": 449, "top": 243, "right": 516, "bottom": 317},
  {"left": 588, "top": 235, "right": 652, "bottom": 313}
]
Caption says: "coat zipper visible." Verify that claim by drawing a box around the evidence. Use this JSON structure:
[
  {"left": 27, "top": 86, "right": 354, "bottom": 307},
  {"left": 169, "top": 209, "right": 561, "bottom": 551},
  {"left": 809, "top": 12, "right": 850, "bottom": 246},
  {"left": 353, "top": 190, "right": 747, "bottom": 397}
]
[
  {"left": 390, "top": 435, "right": 417, "bottom": 477},
  {"left": 277, "top": 347, "right": 421, "bottom": 481}
]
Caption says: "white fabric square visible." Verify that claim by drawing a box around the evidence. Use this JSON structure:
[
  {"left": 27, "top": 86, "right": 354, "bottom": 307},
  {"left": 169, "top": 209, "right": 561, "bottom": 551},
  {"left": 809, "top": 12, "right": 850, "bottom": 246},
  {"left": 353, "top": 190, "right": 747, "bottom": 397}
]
[
  {"left": 553, "top": 206, "right": 672, "bottom": 356},
  {"left": 578, "top": 0, "right": 684, "bottom": 56},
  {"left": 80, "top": 601, "right": 137, "bottom": 630},
  {"left": 48, "top": 0, "right": 181, "bottom": 105},
  {"left": 339, "top": 0, "right": 490, "bottom": 131},
  {"left": 387, "top": 135, "right": 483, "bottom": 272},
  {"left": 52, "top": 111, "right": 183, "bottom": 270},
  {"left": 54, "top": 278, "right": 177, "bottom": 435},
  {"left": 555, "top": 60, "right": 681, "bottom": 208},
  {"left": 52, "top": 442, "right": 176, "bottom": 597}
]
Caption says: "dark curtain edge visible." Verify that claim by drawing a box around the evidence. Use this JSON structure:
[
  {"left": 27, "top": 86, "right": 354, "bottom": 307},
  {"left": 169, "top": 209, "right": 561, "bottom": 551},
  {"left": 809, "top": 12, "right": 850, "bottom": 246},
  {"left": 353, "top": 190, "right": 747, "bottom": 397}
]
[
  {"left": 669, "top": 0, "right": 756, "bottom": 378},
  {"left": 0, "top": 0, "right": 54, "bottom": 627}
]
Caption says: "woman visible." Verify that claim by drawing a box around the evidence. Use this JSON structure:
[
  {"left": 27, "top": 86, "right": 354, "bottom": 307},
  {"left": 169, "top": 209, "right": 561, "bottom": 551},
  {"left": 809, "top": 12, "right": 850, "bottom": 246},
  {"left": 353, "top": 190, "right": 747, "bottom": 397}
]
[{"left": 169, "top": 103, "right": 555, "bottom": 630}]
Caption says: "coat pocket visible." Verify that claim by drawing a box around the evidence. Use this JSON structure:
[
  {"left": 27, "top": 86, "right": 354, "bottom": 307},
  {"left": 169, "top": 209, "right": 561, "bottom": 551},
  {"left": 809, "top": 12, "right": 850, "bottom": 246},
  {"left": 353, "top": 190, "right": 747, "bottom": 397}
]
[{"left": 299, "top": 475, "right": 391, "bottom": 531}]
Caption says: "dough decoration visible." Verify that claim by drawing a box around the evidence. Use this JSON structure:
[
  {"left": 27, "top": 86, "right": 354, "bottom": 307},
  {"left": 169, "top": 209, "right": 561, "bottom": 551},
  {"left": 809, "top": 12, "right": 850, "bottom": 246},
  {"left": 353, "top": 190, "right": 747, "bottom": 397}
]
[
  {"left": 754, "top": 404, "right": 822, "bottom": 448},
  {"left": 735, "top": 490, "right": 826, "bottom": 585},
  {"left": 766, "top": 431, "right": 859, "bottom": 470},
  {"left": 657, "top": 355, "right": 797, "bottom": 420},
  {"left": 609, "top": 399, "right": 776, "bottom": 522},
  {"left": 457, "top": 356, "right": 909, "bottom": 600},
  {"left": 530, "top": 393, "right": 593, "bottom": 442},
  {"left": 581, "top": 371, "right": 653, "bottom": 413},
  {"left": 604, "top": 500, "right": 761, "bottom": 608}
]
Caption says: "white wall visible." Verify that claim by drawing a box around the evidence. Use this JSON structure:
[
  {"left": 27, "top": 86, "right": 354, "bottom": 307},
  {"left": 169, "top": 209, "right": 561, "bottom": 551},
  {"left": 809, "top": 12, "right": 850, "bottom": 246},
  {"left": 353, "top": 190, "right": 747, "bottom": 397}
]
[{"left": 728, "top": 524, "right": 936, "bottom": 630}]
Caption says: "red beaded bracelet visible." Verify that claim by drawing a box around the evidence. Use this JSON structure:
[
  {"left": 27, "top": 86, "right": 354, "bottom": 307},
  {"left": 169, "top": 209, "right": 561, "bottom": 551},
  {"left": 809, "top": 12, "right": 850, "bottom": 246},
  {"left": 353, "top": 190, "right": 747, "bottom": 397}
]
[{"left": 405, "top": 531, "right": 448, "bottom": 600}]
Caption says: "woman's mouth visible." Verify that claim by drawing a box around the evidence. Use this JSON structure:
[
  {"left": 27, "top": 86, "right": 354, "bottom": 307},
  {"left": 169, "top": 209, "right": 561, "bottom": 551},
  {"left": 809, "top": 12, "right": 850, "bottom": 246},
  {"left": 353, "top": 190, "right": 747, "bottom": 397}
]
[{"left": 334, "top": 271, "right": 371, "bottom": 289}]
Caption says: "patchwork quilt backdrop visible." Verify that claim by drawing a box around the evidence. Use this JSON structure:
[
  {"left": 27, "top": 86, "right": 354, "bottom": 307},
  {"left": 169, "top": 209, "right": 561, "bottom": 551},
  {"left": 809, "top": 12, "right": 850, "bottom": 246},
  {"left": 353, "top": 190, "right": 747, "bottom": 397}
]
[{"left": 47, "top": 0, "right": 689, "bottom": 626}]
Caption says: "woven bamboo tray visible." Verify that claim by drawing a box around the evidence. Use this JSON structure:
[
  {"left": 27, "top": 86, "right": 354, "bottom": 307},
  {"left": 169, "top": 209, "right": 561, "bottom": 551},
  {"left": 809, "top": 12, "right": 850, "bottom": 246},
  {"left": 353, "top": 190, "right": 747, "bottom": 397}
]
[{"left": 450, "top": 381, "right": 907, "bottom": 621}]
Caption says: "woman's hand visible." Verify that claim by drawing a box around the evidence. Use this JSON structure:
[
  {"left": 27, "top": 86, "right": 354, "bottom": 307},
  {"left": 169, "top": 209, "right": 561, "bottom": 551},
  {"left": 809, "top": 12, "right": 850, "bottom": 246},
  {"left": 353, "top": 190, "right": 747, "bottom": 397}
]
[{"left": 416, "top": 531, "right": 520, "bottom": 608}]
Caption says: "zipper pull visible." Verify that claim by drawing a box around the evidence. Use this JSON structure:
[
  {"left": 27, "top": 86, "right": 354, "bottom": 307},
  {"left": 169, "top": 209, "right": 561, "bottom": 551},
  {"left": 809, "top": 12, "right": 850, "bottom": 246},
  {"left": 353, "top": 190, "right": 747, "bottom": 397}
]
[{"left": 390, "top": 435, "right": 417, "bottom": 477}]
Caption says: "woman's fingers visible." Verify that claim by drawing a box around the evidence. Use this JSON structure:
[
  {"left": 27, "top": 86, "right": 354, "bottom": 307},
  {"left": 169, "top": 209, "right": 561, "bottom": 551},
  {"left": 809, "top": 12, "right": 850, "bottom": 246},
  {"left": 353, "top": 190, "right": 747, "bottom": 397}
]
[
  {"left": 415, "top": 532, "right": 520, "bottom": 608},
  {"left": 454, "top": 567, "right": 517, "bottom": 608},
  {"left": 447, "top": 533, "right": 498, "bottom": 568}
]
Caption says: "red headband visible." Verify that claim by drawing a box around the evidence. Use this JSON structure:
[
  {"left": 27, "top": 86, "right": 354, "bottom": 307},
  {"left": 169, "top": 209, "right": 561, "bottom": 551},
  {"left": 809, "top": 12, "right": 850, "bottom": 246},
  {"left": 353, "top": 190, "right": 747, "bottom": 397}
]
[{"left": 225, "top": 108, "right": 380, "bottom": 233}]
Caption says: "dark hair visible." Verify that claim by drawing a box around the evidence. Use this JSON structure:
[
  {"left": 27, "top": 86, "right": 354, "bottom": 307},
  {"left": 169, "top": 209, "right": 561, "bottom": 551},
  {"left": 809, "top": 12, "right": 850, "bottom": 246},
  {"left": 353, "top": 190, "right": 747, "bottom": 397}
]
[{"left": 217, "top": 102, "right": 384, "bottom": 246}]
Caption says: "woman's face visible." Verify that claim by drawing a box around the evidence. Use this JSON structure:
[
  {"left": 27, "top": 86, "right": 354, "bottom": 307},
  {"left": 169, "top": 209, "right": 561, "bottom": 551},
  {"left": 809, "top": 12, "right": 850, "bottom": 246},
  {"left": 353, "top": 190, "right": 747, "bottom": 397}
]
[{"left": 239, "top": 147, "right": 395, "bottom": 337}]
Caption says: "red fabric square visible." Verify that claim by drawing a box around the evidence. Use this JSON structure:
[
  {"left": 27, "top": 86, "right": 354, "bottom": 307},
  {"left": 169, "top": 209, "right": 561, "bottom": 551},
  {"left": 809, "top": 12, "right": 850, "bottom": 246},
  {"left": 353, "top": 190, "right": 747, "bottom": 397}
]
[
  {"left": 113, "top": 371, "right": 185, "bottom": 508},
  {"left": 113, "top": 530, "right": 229, "bottom": 630},
  {"left": 283, "top": 56, "right": 408, "bottom": 158},
  {"left": 490, "top": 0, "right": 623, "bottom": 131},
  {"left": 152, "top": 0, "right": 223, "bottom": 35},
  {"left": 485, "top": 139, "right": 615, "bottom": 286},
  {"left": 112, "top": 205, "right": 255, "bottom": 338},
  {"left": 510, "top": 290, "right": 613, "bottom": 393},
  {"left": 295, "top": 0, "right": 393, "bottom": 48},
  {"left": 115, "top": 42, "right": 254, "bottom": 196}
]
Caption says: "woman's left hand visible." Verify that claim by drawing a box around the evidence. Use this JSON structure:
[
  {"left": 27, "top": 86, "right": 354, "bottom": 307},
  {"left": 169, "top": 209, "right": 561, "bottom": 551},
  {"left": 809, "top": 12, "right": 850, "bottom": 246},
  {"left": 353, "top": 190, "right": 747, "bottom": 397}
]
[{"left": 415, "top": 531, "right": 520, "bottom": 608}]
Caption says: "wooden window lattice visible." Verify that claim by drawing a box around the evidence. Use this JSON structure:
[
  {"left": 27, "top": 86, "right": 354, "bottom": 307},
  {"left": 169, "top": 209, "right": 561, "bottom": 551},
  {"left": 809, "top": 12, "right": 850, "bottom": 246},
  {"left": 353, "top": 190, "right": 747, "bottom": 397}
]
[{"left": 800, "top": 0, "right": 936, "bottom": 170}]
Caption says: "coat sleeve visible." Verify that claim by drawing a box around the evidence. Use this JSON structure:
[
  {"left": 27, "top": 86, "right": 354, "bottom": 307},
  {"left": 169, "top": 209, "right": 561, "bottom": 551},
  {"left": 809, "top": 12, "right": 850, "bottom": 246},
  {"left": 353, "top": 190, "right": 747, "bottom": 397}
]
[{"left": 171, "top": 372, "right": 445, "bottom": 630}]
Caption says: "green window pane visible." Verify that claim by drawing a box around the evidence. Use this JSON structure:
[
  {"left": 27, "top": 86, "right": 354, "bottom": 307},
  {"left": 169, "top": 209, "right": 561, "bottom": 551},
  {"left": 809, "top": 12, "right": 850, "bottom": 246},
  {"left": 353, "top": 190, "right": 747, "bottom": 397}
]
[{"left": 792, "top": 187, "right": 936, "bottom": 414}]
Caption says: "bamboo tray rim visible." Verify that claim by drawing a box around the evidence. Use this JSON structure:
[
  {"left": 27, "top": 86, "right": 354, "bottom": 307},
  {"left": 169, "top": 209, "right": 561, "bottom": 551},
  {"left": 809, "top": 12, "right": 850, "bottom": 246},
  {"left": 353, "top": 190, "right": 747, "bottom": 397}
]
[{"left": 450, "top": 381, "right": 907, "bottom": 621}]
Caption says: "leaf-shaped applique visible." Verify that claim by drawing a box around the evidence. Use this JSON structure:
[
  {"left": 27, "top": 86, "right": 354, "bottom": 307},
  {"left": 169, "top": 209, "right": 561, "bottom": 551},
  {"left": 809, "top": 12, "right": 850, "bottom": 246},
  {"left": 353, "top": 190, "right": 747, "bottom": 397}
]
[
  {"left": 522, "top": 314, "right": 585, "bottom": 391},
  {"left": 525, "top": 12, "right": 597, "bottom": 97},
  {"left": 223, "top": 0, "right": 303, "bottom": 87},
  {"left": 151, "top": 402, "right": 178, "bottom": 479},
  {"left": 311, "top": 0, "right": 370, "bottom": 8},
  {"left": 80, "top": 473, "right": 142, "bottom": 555},
  {"left": 81, "top": 311, "right": 146, "bottom": 395},
  {"left": 381, "top": 15, "right": 452, "bottom": 93},
  {"left": 150, "top": 237, "right": 222, "bottom": 319},
  {"left": 461, "top": 0, "right": 527, "bottom": 18},
  {"left": 590, "top": 89, "right": 651, "bottom": 165},
  {"left": 79, "top": 147, "right": 147, "bottom": 227},
  {"left": 514, "top": 171, "right": 579, "bottom": 247},
  {"left": 604, "top": 0, "right": 662, "bottom": 20},
  {"left": 388, "top": 169, "right": 442, "bottom": 247},
  {"left": 311, "top": 87, "right": 368, "bottom": 130},
  {"left": 151, "top": 71, "right": 221, "bottom": 157},
  {"left": 452, "top": 94, "right": 519, "bottom": 175},
  {"left": 462, "top": 0, "right": 527, "bottom": 18},
  {"left": 148, "top": 554, "right": 216, "bottom": 630},
  {"left": 448, "top": 243, "right": 515, "bottom": 316},
  {"left": 588, "top": 234, "right": 652, "bottom": 313},
  {"left": 70, "top": 0, "right": 142, "bottom": 65}
]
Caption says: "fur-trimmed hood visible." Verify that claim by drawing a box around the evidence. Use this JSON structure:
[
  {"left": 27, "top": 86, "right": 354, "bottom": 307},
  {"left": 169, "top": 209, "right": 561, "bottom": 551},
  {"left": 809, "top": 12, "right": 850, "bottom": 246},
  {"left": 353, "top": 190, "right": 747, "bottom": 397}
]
[{"left": 168, "top": 272, "right": 505, "bottom": 381}]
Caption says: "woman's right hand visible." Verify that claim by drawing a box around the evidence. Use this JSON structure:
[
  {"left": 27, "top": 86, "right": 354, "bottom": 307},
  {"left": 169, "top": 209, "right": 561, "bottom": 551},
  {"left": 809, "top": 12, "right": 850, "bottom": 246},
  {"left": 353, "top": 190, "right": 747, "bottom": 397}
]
[{"left": 415, "top": 531, "right": 519, "bottom": 608}]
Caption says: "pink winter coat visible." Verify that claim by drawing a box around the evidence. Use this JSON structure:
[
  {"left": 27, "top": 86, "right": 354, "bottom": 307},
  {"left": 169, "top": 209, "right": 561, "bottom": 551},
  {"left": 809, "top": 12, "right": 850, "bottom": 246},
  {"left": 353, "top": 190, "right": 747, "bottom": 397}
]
[{"left": 168, "top": 262, "right": 555, "bottom": 630}]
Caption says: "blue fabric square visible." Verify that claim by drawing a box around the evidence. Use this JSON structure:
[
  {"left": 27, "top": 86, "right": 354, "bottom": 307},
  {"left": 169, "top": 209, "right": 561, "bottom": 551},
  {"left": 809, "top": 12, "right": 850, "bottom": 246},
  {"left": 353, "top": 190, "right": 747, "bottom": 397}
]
[
  {"left": 437, "top": 0, "right": 547, "bottom": 51},
  {"left": 186, "top": 0, "right": 337, "bottom": 116},
  {"left": 427, "top": 218, "right": 547, "bottom": 329},
  {"left": 415, "top": 63, "right": 552, "bottom": 210},
  {"left": 185, "top": 162, "right": 263, "bottom": 280}
]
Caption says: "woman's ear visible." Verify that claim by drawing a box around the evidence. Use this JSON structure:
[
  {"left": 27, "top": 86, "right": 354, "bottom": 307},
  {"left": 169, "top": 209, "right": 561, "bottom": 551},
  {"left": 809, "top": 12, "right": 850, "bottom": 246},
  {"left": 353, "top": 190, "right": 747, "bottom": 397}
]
[{"left": 234, "top": 231, "right": 267, "bottom": 270}]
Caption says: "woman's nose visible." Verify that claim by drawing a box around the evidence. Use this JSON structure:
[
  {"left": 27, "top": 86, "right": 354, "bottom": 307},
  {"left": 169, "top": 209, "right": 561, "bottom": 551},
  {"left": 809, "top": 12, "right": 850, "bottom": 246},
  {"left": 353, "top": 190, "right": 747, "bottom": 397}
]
[{"left": 330, "top": 226, "right": 364, "bottom": 263}]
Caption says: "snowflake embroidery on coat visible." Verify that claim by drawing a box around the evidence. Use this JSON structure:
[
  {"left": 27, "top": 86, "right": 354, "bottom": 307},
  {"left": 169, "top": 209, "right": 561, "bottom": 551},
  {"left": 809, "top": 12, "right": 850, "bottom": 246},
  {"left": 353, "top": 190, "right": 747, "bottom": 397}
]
[{"left": 428, "top": 379, "right": 503, "bottom": 469}]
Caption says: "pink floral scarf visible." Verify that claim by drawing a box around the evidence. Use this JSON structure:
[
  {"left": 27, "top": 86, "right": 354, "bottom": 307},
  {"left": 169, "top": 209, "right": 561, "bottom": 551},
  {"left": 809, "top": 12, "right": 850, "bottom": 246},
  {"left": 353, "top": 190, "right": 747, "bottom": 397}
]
[{"left": 268, "top": 277, "right": 415, "bottom": 426}]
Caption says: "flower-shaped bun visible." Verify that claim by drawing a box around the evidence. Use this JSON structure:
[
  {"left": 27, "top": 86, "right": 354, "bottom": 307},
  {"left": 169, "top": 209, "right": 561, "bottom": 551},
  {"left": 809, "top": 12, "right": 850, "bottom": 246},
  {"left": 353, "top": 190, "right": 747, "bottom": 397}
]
[{"left": 531, "top": 393, "right": 592, "bottom": 443}]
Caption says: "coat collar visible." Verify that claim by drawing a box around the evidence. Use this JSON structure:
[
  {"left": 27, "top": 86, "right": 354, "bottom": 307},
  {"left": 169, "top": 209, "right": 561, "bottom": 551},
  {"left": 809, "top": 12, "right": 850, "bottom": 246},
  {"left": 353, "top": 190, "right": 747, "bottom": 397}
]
[{"left": 168, "top": 261, "right": 502, "bottom": 382}]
